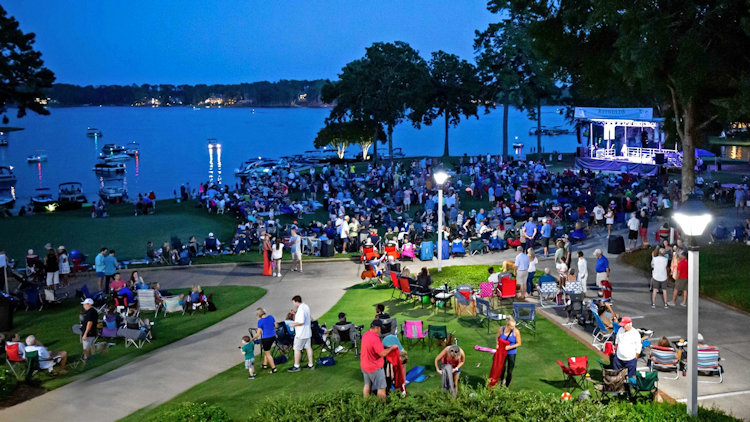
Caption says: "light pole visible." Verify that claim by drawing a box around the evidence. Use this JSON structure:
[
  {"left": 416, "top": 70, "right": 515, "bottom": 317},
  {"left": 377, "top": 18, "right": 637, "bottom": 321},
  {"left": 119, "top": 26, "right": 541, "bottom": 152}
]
[
  {"left": 672, "top": 195, "right": 712, "bottom": 417},
  {"left": 434, "top": 171, "right": 450, "bottom": 272}
]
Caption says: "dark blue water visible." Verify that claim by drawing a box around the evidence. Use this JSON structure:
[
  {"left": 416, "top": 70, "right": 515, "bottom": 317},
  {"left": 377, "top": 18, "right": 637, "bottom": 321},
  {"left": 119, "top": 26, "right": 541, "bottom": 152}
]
[{"left": 0, "top": 106, "right": 577, "bottom": 204}]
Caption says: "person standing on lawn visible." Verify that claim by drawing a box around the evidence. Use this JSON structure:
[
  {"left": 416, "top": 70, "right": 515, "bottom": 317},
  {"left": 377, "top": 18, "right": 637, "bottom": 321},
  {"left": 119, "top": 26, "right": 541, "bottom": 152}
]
[
  {"left": 289, "top": 229, "right": 302, "bottom": 272},
  {"left": 497, "top": 316, "right": 522, "bottom": 387},
  {"left": 650, "top": 248, "right": 669, "bottom": 308},
  {"left": 592, "top": 203, "right": 605, "bottom": 235},
  {"left": 262, "top": 233, "right": 273, "bottom": 276},
  {"left": 671, "top": 251, "right": 689, "bottom": 307},
  {"left": 521, "top": 217, "right": 537, "bottom": 248},
  {"left": 594, "top": 249, "right": 610, "bottom": 289},
  {"left": 240, "top": 335, "right": 255, "bottom": 379},
  {"left": 613, "top": 317, "right": 641, "bottom": 379},
  {"left": 80, "top": 298, "right": 98, "bottom": 362},
  {"left": 103, "top": 250, "right": 118, "bottom": 285},
  {"left": 251, "top": 308, "right": 278, "bottom": 374},
  {"left": 627, "top": 212, "right": 641, "bottom": 251},
  {"left": 361, "top": 319, "right": 398, "bottom": 401},
  {"left": 288, "top": 295, "right": 314, "bottom": 372}
]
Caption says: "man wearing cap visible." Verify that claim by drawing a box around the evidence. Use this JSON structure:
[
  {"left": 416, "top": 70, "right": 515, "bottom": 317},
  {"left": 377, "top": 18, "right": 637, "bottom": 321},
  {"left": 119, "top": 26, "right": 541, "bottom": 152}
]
[
  {"left": 360, "top": 319, "right": 399, "bottom": 401},
  {"left": 613, "top": 317, "right": 641, "bottom": 378},
  {"left": 80, "top": 298, "right": 99, "bottom": 362},
  {"left": 514, "top": 246, "right": 530, "bottom": 298},
  {"left": 594, "top": 249, "right": 610, "bottom": 289}
]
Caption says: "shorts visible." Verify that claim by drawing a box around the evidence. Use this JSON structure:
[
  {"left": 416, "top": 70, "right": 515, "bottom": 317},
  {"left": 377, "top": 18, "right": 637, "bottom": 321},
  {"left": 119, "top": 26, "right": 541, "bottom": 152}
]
[
  {"left": 675, "top": 278, "right": 688, "bottom": 291},
  {"left": 245, "top": 358, "right": 255, "bottom": 369},
  {"left": 46, "top": 271, "right": 60, "bottom": 286},
  {"left": 639, "top": 228, "right": 648, "bottom": 240},
  {"left": 362, "top": 368, "right": 386, "bottom": 390},
  {"left": 596, "top": 272, "right": 608, "bottom": 286},
  {"left": 403, "top": 198, "right": 411, "bottom": 206},
  {"left": 542, "top": 237, "right": 550, "bottom": 248},
  {"left": 650, "top": 278, "right": 666, "bottom": 292},
  {"left": 96, "top": 272, "right": 105, "bottom": 278},
  {"left": 292, "top": 251, "right": 302, "bottom": 261},
  {"left": 82, "top": 336, "right": 95, "bottom": 350},
  {"left": 606, "top": 219, "right": 614, "bottom": 225},
  {"left": 628, "top": 230, "right": 638, "bottom": 240},
  {"left": 736, "top": 200, "right": 745, "bottom": 208},
  {"left": 261, "top": 337, "right": 275, "bottom": 352},
  {"left": 594, "top": 219, "right": 603, "bottom": 226},
  {"left": 293, "top": 336, "right": 311, "bottom": 351}
]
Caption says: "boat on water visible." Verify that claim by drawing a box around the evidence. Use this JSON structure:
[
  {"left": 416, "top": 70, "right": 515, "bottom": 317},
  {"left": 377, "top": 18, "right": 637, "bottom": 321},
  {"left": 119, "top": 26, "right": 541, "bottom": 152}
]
[
  {"left": 31, "top": 187, "right": 56, "bottom": 212},
  {"left": 0, "top": 132, "right": 7, "bottom": 146},
  {"left": 528, "top": 126, "right": 572, "bottom": 136},
  {"left": 87, "top": 127, "right": 103, "bottom": 137},
  {"left": 26, "top": 150, "right": 48, "bottom": 163},
  {"left": 125, "top": 142, "right": 140, "bottom": 156},
  {"left": 0, "top": 190, "right": 14, "bottom": 208},
  {"left": 99, "top": 179, "right": 126, "bottom": 203},
  {"left": 93, "top": 161, "right": 126, "bottom": 176},
  {"left": 57, "top": 182, "right": 87, "bottom": 209},
  {"left": 102, "top": 144, "right": 126, "bottom": 154},
  {"left": 100, "top": 153, "right": 130, "bottom": 163},
  {"left": 378, "top": 147, "right": 406, "bottom": 160},
  {"left": 0, "top": 166, "right": 17, "bottom": 187}
]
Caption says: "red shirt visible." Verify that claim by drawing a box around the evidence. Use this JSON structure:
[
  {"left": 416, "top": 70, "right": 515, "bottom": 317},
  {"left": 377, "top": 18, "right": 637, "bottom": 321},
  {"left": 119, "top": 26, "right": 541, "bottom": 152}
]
[
  {"left": 360, "top": 330, "right": 384, "bottom": 373},
  {"left": 676, "top": 259, "right": 688, "bottom": 280}
]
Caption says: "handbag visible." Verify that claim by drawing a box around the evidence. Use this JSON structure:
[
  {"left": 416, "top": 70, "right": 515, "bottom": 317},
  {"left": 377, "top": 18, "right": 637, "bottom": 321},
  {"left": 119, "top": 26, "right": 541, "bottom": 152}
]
[{"left": 316, "top": 356, "right": 335, "bottom": 366}]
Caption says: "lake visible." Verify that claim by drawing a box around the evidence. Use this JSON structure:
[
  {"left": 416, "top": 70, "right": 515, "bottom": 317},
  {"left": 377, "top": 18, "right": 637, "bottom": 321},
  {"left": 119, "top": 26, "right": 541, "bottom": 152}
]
[{"left": 0, "top": 105, "right": 579, "bottom": 205}]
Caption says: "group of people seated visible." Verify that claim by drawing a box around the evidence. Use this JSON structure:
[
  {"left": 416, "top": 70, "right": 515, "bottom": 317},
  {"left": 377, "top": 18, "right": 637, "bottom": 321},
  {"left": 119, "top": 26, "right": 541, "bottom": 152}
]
[
  {"left": 2, "top": 332, "right": 68, "bottom": 375},
  {"left": 146, "top": 233, "right": 225, "bottom": 265}
]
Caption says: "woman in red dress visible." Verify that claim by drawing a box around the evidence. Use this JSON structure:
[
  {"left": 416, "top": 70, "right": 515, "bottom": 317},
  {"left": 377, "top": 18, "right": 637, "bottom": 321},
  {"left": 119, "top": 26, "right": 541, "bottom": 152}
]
[{"left": 262, "top": 233, "right": 273, "bottom": 276}]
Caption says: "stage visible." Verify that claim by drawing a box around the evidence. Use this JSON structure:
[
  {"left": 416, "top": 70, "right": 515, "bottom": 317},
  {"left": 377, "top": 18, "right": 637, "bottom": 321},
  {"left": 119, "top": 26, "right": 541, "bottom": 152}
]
[{"left": 574, "top": 157, "right": 660, "bottom": 175}]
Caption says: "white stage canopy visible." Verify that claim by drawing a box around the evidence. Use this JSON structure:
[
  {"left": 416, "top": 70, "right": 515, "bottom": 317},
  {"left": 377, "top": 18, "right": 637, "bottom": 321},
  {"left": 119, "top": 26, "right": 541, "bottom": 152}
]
[{"left": 574, "top": 107, "right": 653, "bottom": 120}]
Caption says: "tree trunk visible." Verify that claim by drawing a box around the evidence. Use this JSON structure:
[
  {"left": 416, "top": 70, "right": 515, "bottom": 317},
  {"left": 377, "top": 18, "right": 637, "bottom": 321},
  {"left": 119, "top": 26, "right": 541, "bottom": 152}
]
[
  {"left": 680, "top": 99, "right": 696, "bottom": 201},
  {"left": 443, "top": 109, "right": 450, "bottom": 157},
  {"left": 373, "top": 128, "right": 379, "bottom": 163},
  {"left": 536, "top": 99, "right": 542, "bottom": 156},
  {"left": 502, "top": 103, "right": 509, "bottom": 159},
  {"left": 387, "top": 125, "right": 394, "bottom": 163}
]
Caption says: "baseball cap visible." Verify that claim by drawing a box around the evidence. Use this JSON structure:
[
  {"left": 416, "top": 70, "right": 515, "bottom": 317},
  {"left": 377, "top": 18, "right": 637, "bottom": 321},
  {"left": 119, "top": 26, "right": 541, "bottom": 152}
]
[
  {"left": 370, "top": 319, "right": 383, "bottom": 329},
  {"left": 81, "top": 298, "right": 94, "bottom": 305},
  {"left": 619, "top": 317, "right": 632, "bottom": 326}
]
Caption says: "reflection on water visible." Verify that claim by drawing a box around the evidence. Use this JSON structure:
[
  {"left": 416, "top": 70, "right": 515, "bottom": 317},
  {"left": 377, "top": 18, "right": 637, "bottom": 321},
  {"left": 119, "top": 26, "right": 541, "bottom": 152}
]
[
  {"left": 208, "top": 142, "right": 222, "bottom": 184},
  {"left": 135, "top": 154, "right": 140, "bottom": 178},
  {"left": 37, "top": 163, "right": 42, "bottom": 188}
]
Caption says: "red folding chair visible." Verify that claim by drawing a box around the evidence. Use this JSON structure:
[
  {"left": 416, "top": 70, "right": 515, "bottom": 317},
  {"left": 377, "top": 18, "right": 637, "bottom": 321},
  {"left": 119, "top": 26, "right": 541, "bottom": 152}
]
[
  {"left": 556, "top": 356, "right": 589, "bottom": 391},
  {"left": 496, "top": 276, "right": 517, "bottom": 310},
  {"left": 389, "top": 271, "right": 402, "bottom": 299},
  {"left": 398, "top": 277, "right": 414, "bottom": 302}
]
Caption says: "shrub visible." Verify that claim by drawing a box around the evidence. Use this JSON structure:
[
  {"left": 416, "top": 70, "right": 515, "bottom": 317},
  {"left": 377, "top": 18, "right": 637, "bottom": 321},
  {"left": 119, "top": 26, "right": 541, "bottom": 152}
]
[
  {"left": 0, "top": 368, "right": 17, "bottom": 401},
  {"left": 251, "top": 387, "right": 737, "bottom": 422},
  {"left": 153, "top": 402, "right": 231, "bottom": 422}
]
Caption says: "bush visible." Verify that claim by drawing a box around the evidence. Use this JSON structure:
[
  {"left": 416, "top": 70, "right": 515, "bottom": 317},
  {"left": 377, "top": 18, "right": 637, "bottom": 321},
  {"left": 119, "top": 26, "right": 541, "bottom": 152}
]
[
  {"left": 252, "top": 387, "right": 737, "bottom": 422},
  {"left": 0, "top": 368, "right": 17, "bottom": 401},
  {"left": 153, "top": 402, "right": 231, "bottom": 422}
]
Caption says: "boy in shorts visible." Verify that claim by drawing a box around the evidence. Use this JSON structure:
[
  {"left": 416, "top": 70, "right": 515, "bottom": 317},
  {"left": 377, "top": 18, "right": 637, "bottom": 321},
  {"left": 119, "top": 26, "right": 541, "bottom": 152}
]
[{"left": 241, "top": 335, "right": 255, "bottom": 379}]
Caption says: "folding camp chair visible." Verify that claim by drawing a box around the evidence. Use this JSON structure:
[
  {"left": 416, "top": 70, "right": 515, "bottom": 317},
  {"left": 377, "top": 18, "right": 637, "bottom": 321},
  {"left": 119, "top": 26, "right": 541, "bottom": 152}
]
[
  {"left": 162, "top": 296, "right": 185, "bottom": 317},
  {"left": 427, "top": 324, "right": 449, "bottom": 351},
  {"left": 592, "top": 313, "right": 615, "bottom": 350},
  {"left": 497, "top": 277, "right": 516, "bottom": 310},
  {"left": 596, "top": 368, "right": 629, "bottom": 402},
  {"left": 384, "top": 243, "right": 400, "bottom": 259},
  {"left": 5, "top": 343, "right": 26, "bottom": 379},
  {"left": 137, "top": 289, "right": 161, "bottom": 318},
  {"left": 538, "top": 281, "right": 560, "bottom": 308},
  {"left": 649, "top": 345, "right": 680, "bottom": 380},
  {"left": 379, "top": 318, "right": 398, "bottom": 339},
  {"left": 401, "top": 320, "right": 428, "bottom": 348},
  {"left": 100, "top": 313, "right": 121, "bottom": 339},
  {"left": 513, "top": 303, "right": 536, "bottom": 336},
  {"left": 389, "top": 271, "right": 402, "bottom": 299},
  {"left": 331, "top": 323, "right": 362, "bottom": 356},
  {"left": 310, "top": 320, "right": 333, "bottom": 359},
  {"left": 454, "top": 285, "right": 475, "bottom": 316},
  {"left": 556, "top": 356, "right": 589, "bottom": 392},
  {"left": 468, "top": 239, "right": 485, "bottom": 255},
  {"left": 476, "top": 298, "right": 504, "bottom": 333},
  {"left": 399, "top": 277, "right": 415, "bottom": 302},
  {"left": 408, "top": 280, "right": 431, "bottom": 308},
  {"left": 478, "top": 282, "right": 495, "bottom": 307},
  {"left": 122, "top": 327, "right": 151, "bottom": 349},
  {"left": 630, "top": 370, "right": 659, "bottom": 401},
  {"left": 272, "top": 322, "right": 294, "bottom": 359},
  {"left": 697, "top": 345, "right": 723, "bottom": 383}
]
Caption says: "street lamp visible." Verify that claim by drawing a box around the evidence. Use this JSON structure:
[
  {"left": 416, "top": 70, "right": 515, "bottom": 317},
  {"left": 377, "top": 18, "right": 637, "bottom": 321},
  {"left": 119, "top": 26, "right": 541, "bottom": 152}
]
[
  {"left": 434, "top": 171, "right": 450, "bottom": 272},
  {"left": 672, "top": 194, "right": 712, "bottom": 417}
]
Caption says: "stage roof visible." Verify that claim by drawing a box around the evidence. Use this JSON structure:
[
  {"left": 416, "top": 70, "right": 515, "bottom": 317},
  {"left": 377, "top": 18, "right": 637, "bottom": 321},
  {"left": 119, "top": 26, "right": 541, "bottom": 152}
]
[{"left": 574, "top": 107, "right": 663, "bottom": 123}]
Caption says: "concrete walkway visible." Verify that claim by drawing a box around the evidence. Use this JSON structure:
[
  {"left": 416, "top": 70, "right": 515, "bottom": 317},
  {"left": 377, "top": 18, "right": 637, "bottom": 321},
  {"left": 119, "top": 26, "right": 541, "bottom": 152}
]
[{"left": 2, "top": 219, "right": 749, "bottom": 420}]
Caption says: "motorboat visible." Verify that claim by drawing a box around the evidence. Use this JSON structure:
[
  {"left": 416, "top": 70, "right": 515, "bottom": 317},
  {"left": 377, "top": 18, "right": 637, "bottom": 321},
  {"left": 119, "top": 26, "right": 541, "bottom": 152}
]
[
  {"left": 93, "top": 161, "right": 126, "bottom": 176},
  {"left": 528, "top": 126, "right": 572, "bottom": 136},
  {"left": 102, "top": 144, "right": 126, "bottom": 154},
  {"left": 0, "top": 133, "right": 7, "bottom": 146},
  {"left": 99, "top": 179, "right": 126, "bottom": 203},
  {"left": 101, "top": 153, "right": 130, "bottom": 163},
  {"left": 378, "top": 147, "right": 406, "bottom": 160},
  {"left": 27, "top": 150, "right": 48, "bottom": 163},
  {"left": 125, "top": 142, "right": 140, "bottom": 156},
  {"left": 234, "top": 157, "right": 278, "bottom": 178},
  {"left": 0, "top": 188, "right": 15, "bottom": 209},
  {"left": 87, "top": 127, "right": 103, "bottom": 137},
  {"left": 0, "top": 166, "right": 17, "bottom": 187},
  {"left": 57, "top": 182, "right": 87, "bottom": 209},
  {"left": 31, "top": 187, "right": 56, "bottom": 212}
]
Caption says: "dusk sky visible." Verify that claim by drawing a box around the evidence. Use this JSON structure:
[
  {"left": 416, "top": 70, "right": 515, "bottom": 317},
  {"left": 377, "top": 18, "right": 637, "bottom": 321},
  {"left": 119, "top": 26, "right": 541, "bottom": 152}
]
[{"left": 4, "top": 1, "right": 497, "bottom": 86}]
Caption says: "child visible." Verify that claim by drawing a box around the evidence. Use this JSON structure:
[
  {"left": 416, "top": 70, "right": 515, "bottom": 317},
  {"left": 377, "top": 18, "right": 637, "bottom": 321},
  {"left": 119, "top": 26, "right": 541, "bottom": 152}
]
[{"left": 241, "top": 335, "right": 255, "bottom": 379}]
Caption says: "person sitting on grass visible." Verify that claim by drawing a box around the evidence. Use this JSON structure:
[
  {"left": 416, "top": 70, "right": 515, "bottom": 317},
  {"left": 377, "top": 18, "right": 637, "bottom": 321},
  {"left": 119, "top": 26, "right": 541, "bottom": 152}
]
[
  {"left": 375, "top": 303, "right": 390, "bottom": 320},
  {"left": 241, "top": 335, "right": 256, "bottom": 380},
  {"left": 24, "top": 335, "right": 68, "bottom": 375}
]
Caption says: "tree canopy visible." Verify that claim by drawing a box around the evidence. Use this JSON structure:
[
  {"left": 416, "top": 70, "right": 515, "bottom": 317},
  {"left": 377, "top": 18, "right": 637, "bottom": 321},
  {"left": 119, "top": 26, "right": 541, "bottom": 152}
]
[
  {"left": 313, "top": 120, "right": 385, "bottom": 160},
  {"left": 0, "top": 5, "right": 55, "bottom": 123}
]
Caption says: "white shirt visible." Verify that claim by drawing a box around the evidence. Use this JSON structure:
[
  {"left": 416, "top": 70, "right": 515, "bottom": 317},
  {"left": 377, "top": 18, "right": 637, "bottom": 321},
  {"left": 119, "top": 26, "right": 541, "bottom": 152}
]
[
  {"left": 340, "top": 221, "right": 350, "bottom": 239},
  {"left": 488, "top": 272, "right": 501, "bottom": 285},
  {"left": 294, "top": 303, "right": 312, "bottom": 339},
  {"left": 627, "top": 217, "right": 640, "bottom": 231},
  {"left": 593, "top": 206, "right": 604, "bottom": 220},
  {"left": 651, "top": 256, "right": 668, "bottom": 281},
  {"left": 271, "top": 243, "right": 284, "bottom": 260},
  {"left": 577, "top": 257, "right": 588, "bottom": 277},
  {"left": 24, "top": 345, "right": 53, "bottom": 370},
  {"left": 528, "top": 256, "right": 538, "bottom": 273},
  {"left": 615, "top": 327, "right": 643, "bottom": 361}
]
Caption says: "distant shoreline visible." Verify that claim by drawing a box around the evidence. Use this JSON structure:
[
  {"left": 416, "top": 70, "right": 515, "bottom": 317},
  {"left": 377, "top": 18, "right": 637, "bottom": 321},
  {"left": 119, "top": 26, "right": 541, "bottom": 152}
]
[{"left": 45, "top": 103, "right": 333, "bottom": 109}]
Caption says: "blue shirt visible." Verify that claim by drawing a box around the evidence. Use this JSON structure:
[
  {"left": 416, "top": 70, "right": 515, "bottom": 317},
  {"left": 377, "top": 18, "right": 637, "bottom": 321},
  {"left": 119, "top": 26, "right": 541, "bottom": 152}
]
[
  {"left": 523, "top": 221, "right": 537, "bottom": 237},
  {"left": 515, "top": 253, "right": 530, "bottom": 271},
  {"left": 538, "top": 273, "right": 557, "bottom": 284},
  {"left": 258, "top": 315, "right": 276, "bottom": 339},
  {"left": 541, "top": 224, "right": 552, "bottom": 238},
  {"left": 103, "top": 255, "right": 117, "bottom": 275},
  {"left": 289, "top": 235, "right": 300, "bottom": 254},
  {"left": 95, "top": 253, "right": 106, "bottom": 273},
  {"left": 595, "top": 255, "right": 609, "bottom": 273}
]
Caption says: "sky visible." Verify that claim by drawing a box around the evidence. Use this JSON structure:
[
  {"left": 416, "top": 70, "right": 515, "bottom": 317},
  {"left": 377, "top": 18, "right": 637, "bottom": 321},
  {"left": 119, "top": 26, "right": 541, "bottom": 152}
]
[{"left": 3, "top": 1, "right": 498, "bottom": 86}]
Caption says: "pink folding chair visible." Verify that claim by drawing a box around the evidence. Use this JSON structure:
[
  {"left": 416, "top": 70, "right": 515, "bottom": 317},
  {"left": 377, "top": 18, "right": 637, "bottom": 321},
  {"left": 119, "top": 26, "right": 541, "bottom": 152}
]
[
  {"left": 401, "top": 320, "right": 428, "bottom": 348},
  {"left": 479, "top": 282, "right": 495, "bottom": 307}
]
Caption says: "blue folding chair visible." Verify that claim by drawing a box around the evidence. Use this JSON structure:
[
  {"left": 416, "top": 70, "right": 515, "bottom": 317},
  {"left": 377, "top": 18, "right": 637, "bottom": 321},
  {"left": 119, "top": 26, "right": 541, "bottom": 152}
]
[
  {"left": 592, "top": 313, "right": 615, "bottom": 350},
  {"left": 513, "top": 303, "right": 536, "bottom": 336}
]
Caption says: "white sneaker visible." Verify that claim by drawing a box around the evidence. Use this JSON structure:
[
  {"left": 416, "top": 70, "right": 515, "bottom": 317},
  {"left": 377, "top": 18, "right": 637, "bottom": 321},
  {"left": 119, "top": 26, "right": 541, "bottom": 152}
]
[{"left": 277, "top": 274, "right": 282, "bottom": 278}]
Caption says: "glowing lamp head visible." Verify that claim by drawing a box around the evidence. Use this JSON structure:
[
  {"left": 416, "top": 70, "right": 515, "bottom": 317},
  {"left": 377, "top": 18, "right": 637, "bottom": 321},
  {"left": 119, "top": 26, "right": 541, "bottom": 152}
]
[
  {"left": 672, "top": 195, "right": 712, "bottom": 237},
  {"left": 433, "top": 171, "right": 450, "bottom": 186}
]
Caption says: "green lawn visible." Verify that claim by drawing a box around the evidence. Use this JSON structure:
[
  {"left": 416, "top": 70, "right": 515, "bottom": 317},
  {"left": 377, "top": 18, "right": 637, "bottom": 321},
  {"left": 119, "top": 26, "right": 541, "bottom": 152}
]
[
  {"left": 621, "top": 244, "right": 750, "bottom": 312},
  {"left": 122, "top": 282, "right": 602, "bottom": 421},
  {"left": 7, "top": 286, "right": 265, "bottom": 390}
]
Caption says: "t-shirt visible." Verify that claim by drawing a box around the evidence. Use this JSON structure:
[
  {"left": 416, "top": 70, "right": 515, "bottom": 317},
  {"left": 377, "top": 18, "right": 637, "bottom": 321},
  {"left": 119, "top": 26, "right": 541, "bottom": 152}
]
[
  {"left": 615, "top": 327, "right": 642, "bottom": 361},
  {"left": 595, "top": 256, "right": 609, "bottom": 273},
  {"left": 541, "top": 224, "right": 552, "bottom": 238},
  {"left": 593, "top": 206, "right": 604, "bottom": 220},
  {"left": 94, "top": 253, "right": 106, "bottom": 273},
  {"left": 555, "top": 248, "right": 565, "bottom": 264},
  {"left": 289, "top": 236, "right": 301, "bottom": 254},
  {"left": 651, "top": 256, "right": 668, "bottom": 281},
  {"left": 24, "top": 345, "right": 53, "bottom": 370},
  {"left": 103, "top": 255, "right": 117, "bottom": 275},
  {"left": 258, "top": 315, "right": 276, "bottom": 339},
  {"left": 638, "top": 215, "right": 649, "bottom": 229},
  {"left": 241, "top": 343, "right": 254, "bottom": 360},
  {"left": 676, "top": 258, "right": 688, "bottom": 280},
  {"left": 514, "top": 253, "right": 530, "bottom": 271},
  {"left": 294, "top": 303, "right": 312, "bottom": 339},
  {"left": 82, "top": 308, "right": 99, "bottom": 336},
  {"left": 523, "top": 222, "right": 537, "bottom": 237},
  {"left": 627, "top": 217, "right": 640, "bottom": 231},
  {"left": 360, "top": 330, "right": 385, "bottom": 373}
]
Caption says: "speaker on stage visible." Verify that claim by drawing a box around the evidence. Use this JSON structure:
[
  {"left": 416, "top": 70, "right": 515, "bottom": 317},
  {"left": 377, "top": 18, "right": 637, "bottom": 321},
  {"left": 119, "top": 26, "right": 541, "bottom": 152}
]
[
  {"left": 654, "top": 152, "right": 665, "bottom": 165},
  {"left": 607, "top": 235, "right": 626, "bottom": 255}
]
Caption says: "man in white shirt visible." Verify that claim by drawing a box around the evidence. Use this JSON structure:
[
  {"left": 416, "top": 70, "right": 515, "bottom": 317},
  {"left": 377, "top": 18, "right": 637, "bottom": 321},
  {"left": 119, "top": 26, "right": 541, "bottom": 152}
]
[
  {"left": 340, "top": 216, "right": 350, "bottom": 254},
  {"left": 576, "top": 251, "right": 588, "bottom": 294},
  {"left": 626, "top": 212, "right": 641, "bottom": 251},
  {"left": 288, "top": 295, "right": 314, "bottom": 372},
  {"left": 613, "top": 317, "right": 642, "bottom": 378},
  {"left": 591, "top": 204, "right": 605, "bottom": 235},
  {"left": 24, "top": 335, "right": 67, "bottom": 374},
  {"left": 651, "top": 249, "right": 669, "bottom": 309}
]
